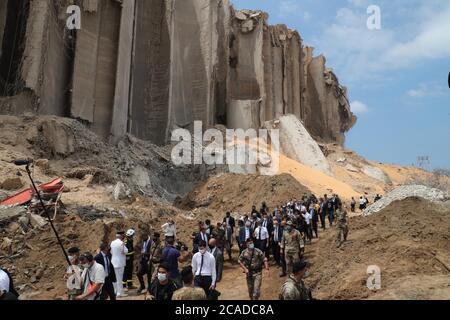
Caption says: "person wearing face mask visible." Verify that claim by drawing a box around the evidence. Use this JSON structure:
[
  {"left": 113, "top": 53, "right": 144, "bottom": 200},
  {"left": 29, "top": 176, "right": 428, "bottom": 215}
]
[
  {"left": 279, "top": 260, "right": 312, "bottom": 300},
  {"left": 65, "top": 247, "right": 82, "bottom": 300},
  {"left": 280, "top": 220, "right": 303, "bottom": 277},
  {"left": 94, "top": 243, "right": 116, "bottom": 300},
  {"left": 238, "top": 238, "right": 269, "bottom": 300},
  {"left": 192, "top": 240, "right": 217, "bottom": 297},
  {"left": 212, "top": 222, "right": 226, "bottom": 253},
  {"left": 76, "top": 252, "right": 106, "bottom": 301},
  {"left": 149, "top": 263, "right": 178, "bottom": 300}
]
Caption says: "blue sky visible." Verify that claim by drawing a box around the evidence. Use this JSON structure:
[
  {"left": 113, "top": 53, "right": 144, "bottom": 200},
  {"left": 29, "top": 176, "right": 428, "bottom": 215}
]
[{"left": 232, "top": 0, "right": 450, "bottom": 169}]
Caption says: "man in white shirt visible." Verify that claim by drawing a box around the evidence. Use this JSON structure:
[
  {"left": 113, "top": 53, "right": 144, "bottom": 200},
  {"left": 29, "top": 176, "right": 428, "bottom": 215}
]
[
  {"left": 302, "top": 210, "right": 313, "bottom": 243},
  {"left": 253, "top": 221, "right": 269, "bottom": 256},
  {"left": 192, "top": 240, "right": 216, "bottom": 297},
  {"left": 76, "top": 253, "right": 106, "bottom": 300},
  {"left": 161, "top": 220, "right": 177, "bottom": 241},
  {"left": 110, "top": 231, "right": 128, "bottom": 298}
]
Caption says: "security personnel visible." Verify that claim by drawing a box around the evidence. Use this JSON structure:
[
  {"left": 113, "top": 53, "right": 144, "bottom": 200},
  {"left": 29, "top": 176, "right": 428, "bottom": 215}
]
[
  {"left": 149, "top": 232, "right": 164, "bottom": 282},
  {"left": 123, "top": 229, "right": 136, "bottom": 290},
  {"left": 279, "top": 260, "right": 312, "bottom": 300},
  {"left": 335, "top": 203, "right": 349, "bottom": 248},
  {"left": 238, "top": 238, "right": 269, "bottom": 300},
  {"left": 280, "top": 221, "right": 303, "bottom": 276}
]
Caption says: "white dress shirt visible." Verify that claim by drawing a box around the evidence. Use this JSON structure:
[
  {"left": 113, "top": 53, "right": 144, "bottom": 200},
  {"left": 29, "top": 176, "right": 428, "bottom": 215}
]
[
  {"left": 0, "top": 269, "right": 10, "bottom": 293},
  {"left": 303, "top": 212, "right": 312, "bottom": 225},
  {"left": 192, "top": 251, "right": 217, "bottom": 285},
  {"left": 110, "top": 238, "right": 128, "bottom": 268},
  {"left": 254, "top": 226, "right": 269, "bottom": 240},
  {"left": 161, "top": 223, "right": 177, "bottom": 238}
]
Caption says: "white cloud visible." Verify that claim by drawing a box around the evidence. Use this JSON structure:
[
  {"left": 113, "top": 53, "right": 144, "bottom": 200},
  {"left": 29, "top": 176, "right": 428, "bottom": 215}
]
[
  {"left": 351, "top": 101, "right": 370, "bottom": 114},
  {"left": 278, "top": 0, "right": 311, "bottom": 21},
  {"left": 407, "top": 83, "right": 447, "bottom": 98},
  {"left": 313, "top": 1, "right": 450, "bottom": 83}
]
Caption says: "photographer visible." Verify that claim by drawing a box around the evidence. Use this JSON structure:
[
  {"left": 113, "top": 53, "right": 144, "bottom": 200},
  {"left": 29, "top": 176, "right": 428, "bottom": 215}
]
[{"left": 161, "top": 238, "right": 188, "bottom": 287}]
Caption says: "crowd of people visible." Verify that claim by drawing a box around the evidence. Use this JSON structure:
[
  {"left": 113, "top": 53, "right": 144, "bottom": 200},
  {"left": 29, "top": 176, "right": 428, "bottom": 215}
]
[{"left": 0, "top": 192, "right": 384, "bottom": 301}]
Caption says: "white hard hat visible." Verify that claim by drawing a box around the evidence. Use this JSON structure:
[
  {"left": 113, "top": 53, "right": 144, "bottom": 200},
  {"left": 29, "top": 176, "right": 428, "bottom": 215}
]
[{"left": 126, "top": 229, "right": 135, "bottom": 237}]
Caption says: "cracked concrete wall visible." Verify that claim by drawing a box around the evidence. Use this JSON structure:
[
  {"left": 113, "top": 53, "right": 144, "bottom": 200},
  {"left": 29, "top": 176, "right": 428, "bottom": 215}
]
[
  {"left": 304, "top": 53, "right": 356, "bottom": 144},
  {"left": 0, "top": 0, "right": 355, "bottom": 147}
]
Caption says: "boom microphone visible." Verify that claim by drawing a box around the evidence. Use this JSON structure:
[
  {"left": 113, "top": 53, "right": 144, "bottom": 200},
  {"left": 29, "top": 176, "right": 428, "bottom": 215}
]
[{"left": 13, "top": 159, "right": 33, "bottom": 166}]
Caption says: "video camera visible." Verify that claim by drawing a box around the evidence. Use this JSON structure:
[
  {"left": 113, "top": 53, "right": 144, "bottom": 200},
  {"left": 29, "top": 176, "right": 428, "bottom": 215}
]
[{"left": 176, "top": 241, "right": 188, "bottom": 252}]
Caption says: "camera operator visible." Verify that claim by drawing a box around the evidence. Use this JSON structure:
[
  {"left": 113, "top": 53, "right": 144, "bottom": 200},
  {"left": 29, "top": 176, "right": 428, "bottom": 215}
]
[{"left": 161, "top": 237, "right": 189, "bottom": 287}]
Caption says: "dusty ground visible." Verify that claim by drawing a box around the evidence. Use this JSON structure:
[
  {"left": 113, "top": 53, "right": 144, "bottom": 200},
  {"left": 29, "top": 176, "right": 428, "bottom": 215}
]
[{"left": 307, "top": 197, "right": 450, "bottom": 300}]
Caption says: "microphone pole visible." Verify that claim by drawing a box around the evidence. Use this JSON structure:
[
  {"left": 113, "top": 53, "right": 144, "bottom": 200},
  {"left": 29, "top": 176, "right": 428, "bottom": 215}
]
[{"left": 14, "top": 160, "right": 72, "bottom": 267}]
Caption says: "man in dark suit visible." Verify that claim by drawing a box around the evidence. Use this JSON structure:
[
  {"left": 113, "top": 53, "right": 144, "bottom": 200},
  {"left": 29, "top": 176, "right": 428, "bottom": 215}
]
[
  {"left": 236, "top": 220, "right": 253, "bottom": 253},
  {"left": 223, "top": 212, "right": 236, "bottom": 234},
  {"left": 94, "top": 243, "right": 116, "bottom": 300},
  {"left": 137, "top": 232, "right": 152, "bottom": 294},
  {"left": 209, "top": 239, "right": 224, "bottom": 282},
  {"left": 271, "top": 220, "right": 283, "bottom": 266},
  {"left": 192, "top": 224, "right": 210, "bottom": 254}
]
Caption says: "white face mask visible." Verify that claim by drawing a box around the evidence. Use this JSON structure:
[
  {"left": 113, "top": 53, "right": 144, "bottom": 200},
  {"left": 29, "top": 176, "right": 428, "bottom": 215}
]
[
  {"left": 248, "top": 243, "right": 255, "bottom": 250},
  {"left": 199, "top": 248, "right": 207, "bottom": 254},
  {"left": 157, "top": 273, "right": 167, "bottom": 282},
  {"left": 82, "top": 263, "right": 90, "bottom": 269}
]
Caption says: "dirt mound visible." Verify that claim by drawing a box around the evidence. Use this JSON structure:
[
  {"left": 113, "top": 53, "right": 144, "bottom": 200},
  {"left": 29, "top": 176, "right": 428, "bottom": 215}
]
[
  {"left": 177, "top": 173, "right": 311, "bottom": 213},
  {"left": 307, "top": 197, "right": 450, "bottom": 300}
]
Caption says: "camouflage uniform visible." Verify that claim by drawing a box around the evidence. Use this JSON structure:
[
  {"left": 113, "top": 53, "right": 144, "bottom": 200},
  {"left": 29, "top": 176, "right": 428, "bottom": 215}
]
[
  {"left": 238, "top": 248, "right": 266, "bottom": 300},
  {"left": 279, "top": 275, "right": 312, "bottom": 300},
  {"left": 212, "top": 227, "right": 226, "bottom": 252},
  {"left": 335, "top": 209, "right": 349, "bottom": 246},
  {"left": 149, "top": 240, "right": 164, "bottom": 281},
  {"left": 280, "top": 229, "right": 303, "bottom": 275},
  {"left": 172, "top": 286, "right": 207, "bottom": 300}
]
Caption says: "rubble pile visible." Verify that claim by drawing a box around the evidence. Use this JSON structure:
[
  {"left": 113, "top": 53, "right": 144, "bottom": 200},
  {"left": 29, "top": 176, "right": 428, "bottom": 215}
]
[{"left": 364, "top": 185, "right": 449, "bottom": 216}]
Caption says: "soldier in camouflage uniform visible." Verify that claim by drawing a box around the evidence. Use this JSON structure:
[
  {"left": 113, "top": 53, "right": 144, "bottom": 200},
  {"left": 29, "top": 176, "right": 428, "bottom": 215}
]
[
  {"left": 335, "top": 203, "right": 349, "bottom": 248},
  {"left": 212, "top": 222, "right": 226, "bottom": 252},
  {"left": 172, "top": 266, "right": 207, "bottom": 300},
  {"left": 280, "top": 221, "right": 304, "bottom": 276},
  {"left": 279, "top": 260, "right": 312, "bottom": 300},
  {"left": 238, "top": 238, "right": 269, "bottom": 300},
  {"left": 149, "top": 232, "right": 164, "bottom": 282}
]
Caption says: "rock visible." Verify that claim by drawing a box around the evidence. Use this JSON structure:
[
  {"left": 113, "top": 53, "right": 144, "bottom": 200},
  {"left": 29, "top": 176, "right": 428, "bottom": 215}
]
[
  {"left": 337, "top": 158, "right": 347, "bottom": 163},
  {"left": 35, "top": 269, "right": 44, "bottom": 279},
  {"left": 1, "top": 177, "right": 24, "bottom": 190},
  {"left": 0, "top": 206, "right": 27, "bottom": 224},
  {"left": 265, "top": 115, "right": 333, "bottom": 176},
  {"left": 345, "top": 164, "right": 360, "bottom": 173},
  {"left": 18, "top": 216, "right": 30, "bottom": 232},
  {"left": 364, "top": 185, "right": 449, "bottom": 216},
  {"left": 235, "top": 11, "right": 247, "bottom": 21},
  {"left": 7, "top": 222, "right": 21, "bottom": 233},
  {"left": 0, "top": 237, "right": 13, "bottom": 254},
  {"left": 30, "top": 275, "right": 38, "bottom": 284},
  {"left": 112, "top": 182, "right": 131, "bottom": 201},
  {"left": 362, "top": 165, "right": 391, "bottom": 184},
  {"left": 35, "top": 159, "right": 50, "bottom": 171},
  {"left": 29, "top": 213, "right": 48, "bottom": 228},
  {"left": 241, "top": 19, "right": 255, "bottom": 33}
]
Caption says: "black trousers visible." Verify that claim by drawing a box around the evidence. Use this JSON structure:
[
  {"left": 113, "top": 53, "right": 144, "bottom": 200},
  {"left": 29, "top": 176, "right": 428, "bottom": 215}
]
[
  {"left": 101, "top": 277, "right": 116, "bottom": 300},
  {"left": 271, "top": 241, "right": 281, "bottom": 264},
  {"left": 257, "top": 239, "right": 268, "bottom": 255},
  {"left": 319, "top": 213, "right": 326, "bottom": 230},
  {"left": 123, "top": 257, "right": 134, "bottom": 288},
  {"left": 194, "top": 275, "right": 212, "bottom": 297},
  {"left": 312, "top": 220, "right": 319, "bottom": 238},
  {"left": 137, "top": 258, "right": 151, "bottom": 290}
]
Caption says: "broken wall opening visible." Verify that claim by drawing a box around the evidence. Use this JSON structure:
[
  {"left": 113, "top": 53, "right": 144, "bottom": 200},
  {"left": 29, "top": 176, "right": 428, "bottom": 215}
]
[{"left": 0, "top": 0, "right": 30, "bottom": 97}]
